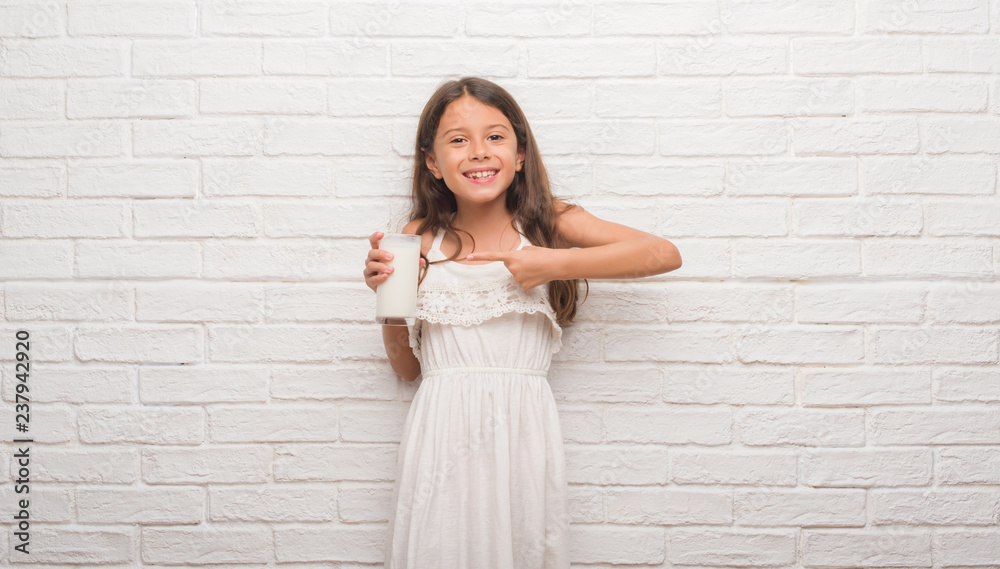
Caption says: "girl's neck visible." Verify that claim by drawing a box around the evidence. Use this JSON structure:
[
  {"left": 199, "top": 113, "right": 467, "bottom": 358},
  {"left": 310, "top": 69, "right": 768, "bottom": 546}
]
[{"left": 450, "top": 202, "right": 514, "bottom": 236}]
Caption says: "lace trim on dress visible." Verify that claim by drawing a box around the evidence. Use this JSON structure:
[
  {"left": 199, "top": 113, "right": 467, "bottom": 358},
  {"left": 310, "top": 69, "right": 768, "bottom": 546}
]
[{"left": 406, "top": 274, "right": 564, "bottom": 363}]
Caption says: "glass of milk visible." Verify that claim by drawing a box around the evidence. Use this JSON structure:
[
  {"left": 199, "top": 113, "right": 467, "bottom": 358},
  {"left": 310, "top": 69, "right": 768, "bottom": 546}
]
[{"left": 375, "top": 233, "right": 421, "bottom": 326}]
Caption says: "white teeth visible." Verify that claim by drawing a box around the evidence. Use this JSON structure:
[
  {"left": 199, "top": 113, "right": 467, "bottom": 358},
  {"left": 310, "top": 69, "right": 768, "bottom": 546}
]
[{"left": 465, "top": 170, "right": 497, "bottom": 179}]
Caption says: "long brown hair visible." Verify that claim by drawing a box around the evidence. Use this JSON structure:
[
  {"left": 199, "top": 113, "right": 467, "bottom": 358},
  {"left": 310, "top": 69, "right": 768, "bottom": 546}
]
[{"left": 409, "top": 76, "right": 587, "bottom": 325}]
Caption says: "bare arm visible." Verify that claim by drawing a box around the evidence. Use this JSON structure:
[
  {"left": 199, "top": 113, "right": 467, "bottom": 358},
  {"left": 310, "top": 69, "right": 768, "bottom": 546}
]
[{"left": 552, "top": 202, "right": 681, "bottom": 281}]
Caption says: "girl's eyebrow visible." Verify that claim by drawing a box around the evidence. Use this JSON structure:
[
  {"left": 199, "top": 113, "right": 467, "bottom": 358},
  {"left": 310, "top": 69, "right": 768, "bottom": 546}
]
[{"left": 443, "top": 124, "right": 509, "bottom": 136}]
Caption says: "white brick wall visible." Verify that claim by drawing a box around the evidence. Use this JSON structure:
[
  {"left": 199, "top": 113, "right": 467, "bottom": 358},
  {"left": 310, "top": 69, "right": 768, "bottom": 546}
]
[{"left": 0, "top": 0, "right": 998, "bottom": 566}]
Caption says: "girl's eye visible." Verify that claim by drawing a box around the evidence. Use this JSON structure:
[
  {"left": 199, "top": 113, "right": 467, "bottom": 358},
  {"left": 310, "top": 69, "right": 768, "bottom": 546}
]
[
  {"left": 449, "top": 135, "right": 504, "bottom": 144},
  {"left": 488, "top": 134, "right": 503, "bottom": 141}
]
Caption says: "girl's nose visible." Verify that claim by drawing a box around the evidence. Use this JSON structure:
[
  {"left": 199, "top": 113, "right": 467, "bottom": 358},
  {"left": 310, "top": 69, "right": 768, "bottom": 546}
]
[{"left": 469, "top": 140, "right": 489, "bottom": 159}]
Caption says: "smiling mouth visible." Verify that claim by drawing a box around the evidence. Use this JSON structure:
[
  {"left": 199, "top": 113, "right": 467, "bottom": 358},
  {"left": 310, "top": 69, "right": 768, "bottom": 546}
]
[{"left": 464, "top": 169, "right": 498, "bottom": 180}]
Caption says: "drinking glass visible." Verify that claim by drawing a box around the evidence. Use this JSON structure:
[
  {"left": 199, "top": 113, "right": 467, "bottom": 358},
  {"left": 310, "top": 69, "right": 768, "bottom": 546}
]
[{"left": 375, "top": 233, "right": 421, "bottom": 326}]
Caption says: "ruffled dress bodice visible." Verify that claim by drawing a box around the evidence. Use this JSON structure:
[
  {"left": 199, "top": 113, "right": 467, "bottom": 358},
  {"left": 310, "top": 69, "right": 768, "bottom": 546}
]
[{"left": 407, "top": 220, "right": 563, "bottom": 377}]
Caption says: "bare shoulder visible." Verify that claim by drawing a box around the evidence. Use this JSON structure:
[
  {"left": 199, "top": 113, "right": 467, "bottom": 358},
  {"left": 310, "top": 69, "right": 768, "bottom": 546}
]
[
  {"left": 553, "top": 198, "right": 653, "bottom": 248},
  {"left": 401, "top": 217, "right": 434, "bottom": 256}
]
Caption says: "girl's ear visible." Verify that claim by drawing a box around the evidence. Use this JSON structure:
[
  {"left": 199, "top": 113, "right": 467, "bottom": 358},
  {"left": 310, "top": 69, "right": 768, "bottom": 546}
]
[
  {"left": 516, "top": 146, "right": 525, "bottom": 171},
  {"left": 424, "top": 149, "right": 442, "bottom": 179}
]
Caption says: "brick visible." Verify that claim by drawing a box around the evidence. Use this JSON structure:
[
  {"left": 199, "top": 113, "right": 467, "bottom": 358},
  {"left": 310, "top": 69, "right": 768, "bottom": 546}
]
[
  {"left": 661, "top": 199, "right": 788, "bottom": 236},
  {"left": 868, "top": 326, "right": 998, "bottom": 364},
  {"left": 606, "top": 487, "right": 731, "bottom": 525},
  {"left": 794, "top": 117, "right": 919, "bottom": 155},
  {"left": 2, "top": 200, "right": 128, "bottom": 237},
  {"left": 802, "top": 530, "right": 932, "bottom": 567},
  {"left": 793, "top": 37, "right": 922, "bottom": 74},
  {"left": 871, "top": 407, "right": 1000, "bottom": 445},
  {"left": 566, "top": 444, "right": 669, "bottom": 485},
  {"left": 733, "top": 239, "right": 861, "bottom": 278},
  {"left": 137, "top": 282, "right": 264, "bottom": 322},
  {"left": 737, "top": 407, "right": 865, "bottom": 446},
  {"left": 794, "top": 197, "right": 922, "bottom": 237},
  {"left": 201, "top": 0, "right": 326, "bottom": 36},
  {"left": 274, "top": 443, "right": 397, "bottom": 481},
  {"left": 0, "top": 39, "right": 126, "bottom": 77},
  {"left": 926, "top": 38, "right": 1000, "bottom": 72},
  {"left": 658, "top": 38, "right": 787, "bottom": 75},
  {"left": 141, "top": 526, "right": 270, "bottom": 564},
  {"left": 536, "top": 120, "right": 656, "bottom": 156},
  {"left": 662, "top": 366, "right": 794, "bottom": 405},
  {"left": 935, "top": 530, "right": 1000, "bottom": 566},
  {"left": 862, "top": 156, "right": 996, "bottom": 195},
  {"left": 568, "top": 524, "right": 665, "bottom": 565},
  {"left": 210, "top": 485, "right": 336, "bottom": 521},
  {"left": 134, "top": 199, "right": 259, "bottom": 237},
  {"left": 208, "top": 324, "right": 341, "bottom": 363},
  {"left": 0, "top": 162, "right": 64, "bottom": 197},
  {"left": 328, "top": 78, "right": 439, "bottom": 117},
  {"left": 0, "top": 1, "right": 63, "bottom": 37},
  {"left": 200, "top": 78, "right": 325, "bottom": 114},
  {"left": 665, "top": 283, "right": 793, "bottom": 322},
  {"left": 133, "top": 39, "right": 262, "bottom": 76},
  {"left": 595, "top": 159, "right": 724, "bottom": 197},
  {"left": 861, "top": 0, "right": 988, "bottom": 33},
  {"left": 265, "top": 118, "right": 390, "bottom": 155},
  {"left": 936, "top": 447, "right": 1000, "bottom": 484},
  {"left": 466, "top": 3, "right": 591, "bottom": 37},
  {"left": 724, "top": 0, "right": 854, "bottom": 33},
  {"left": 74, "top": 324, "right": 202, "bottom": 363},
  {"left": 140, "top": 365, "right": 269, "bottom": 403},
  {"left": 796, "top": 282, "right": 924, "bottom": 324},
  {"left": 76, "top": 240, "right": 200, "bottom": 278},
  {"left": 605, "top": 325, "right": 732, "bottom": 364},
  {"left": 143, "top": 445, "right": 270, "bottom": 483},
  {"left": 1, "top": 363, "right": 133, "bottom": 403},
  {"left": 606, "top": 405, "right": 731, "bottom": 445},
  {"left": 10, "top": 527, "right": 131, "bottom": 565},
  {"left": 77, "top": 486, "right": 203, "bottom": 523},
  {"left": 672, "top": 450, "right": 797, "bottom": 485},
  {"left": 332, "top": 1, "right": 462, "bottom": 36},
  {"left": 926, "top": 200, "right": 1000, "bottom": 237},
  {"left": 273, "top": 524, "right": 386, "bottom": 563},
  {"left": 263, "top": 40, "right": 386, "bottom": 75},
  {"left": 660, "top": 119, "right": 788, "bottom": 156},
  {"left": 68, "top": 1, "right": 195, "bottom": 36},
  {"left": 596, "top": 80, "right": 721, "bottom": 118},
  {"left": 737, "top": 325, "right": 864, "bottom": 364},
  {"left": 134, "top": 118, "right": 259, "bottom": 156},
  {"left": 548, "top": 365, "right": 662, "bottom": 403},
  {"left": 802, "top": 368, "right": 932, "bottom": 406},
  {"left": 670, "top": 528, "right": 796, "bottom": 566},
  {"left": 69, "top": 159, "right": 197, "bottom": 197},
  {"left": 202, "top": 157, "right": 333, "bottom": 196},
  {"left": 725, "top": 78, "right": 853, "bottom": 117},
  {"left": 859, "top": 76, "right": 988, "bottom": 113},
  {"left": 0, "top": 121, "right": 125, "bottom": 157},
  {"left": 5, "top": 282, "right": 132, "bottom": 321},
  {"left": 933, "top": 368, "right": 1000, "bottom": 403},
  {"left": 270, "top": 364, "right": 398, "bottom": 401},
  {"left": 35, "top": 448, "right": 137, "bottom": 483},
  {"left": 67, "top": 78, "right": 194, "bottom": 118},
  {"left": 529, "top": 41, "right": 655, "bottom": 77},
  {"left": 726, "top": 158, "right": 857, "bottom": 196},
  {"left": 209, "top": 405, "right": 340, "bottom": 442},
  {"left": 735, "top": 489, "right": 865, "bottom": 526},
  {"left": 872, "top": 489, "right": 1000, "bottom": 525},
  {"left": 79, "top": 405, "right": 203, "bottom": 444},
  {"left": 864, "top": 239, "right": 993, "bottom": 278},
  {"left": 801, "top": 448, "right": 932, "bottom": 487},
  {"left": 0, "top": 80, "right": 63, "bottom": 119},
  {"left": 202, "top": 240, "right": 338, "bottom": 280},
  {"left": 264, "top": 201, "right": 389, "bottom": 237}
]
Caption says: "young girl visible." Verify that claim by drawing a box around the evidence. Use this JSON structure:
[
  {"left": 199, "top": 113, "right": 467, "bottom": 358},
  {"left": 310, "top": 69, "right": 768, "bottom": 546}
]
[{"left": 364, "top": 77, "right": 681, "bottom": 569}]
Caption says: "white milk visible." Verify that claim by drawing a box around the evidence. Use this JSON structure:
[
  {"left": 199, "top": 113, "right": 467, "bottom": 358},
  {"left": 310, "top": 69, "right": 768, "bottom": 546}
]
[{"left": 375, "top": 233, "right": 421, "bottom": 325}]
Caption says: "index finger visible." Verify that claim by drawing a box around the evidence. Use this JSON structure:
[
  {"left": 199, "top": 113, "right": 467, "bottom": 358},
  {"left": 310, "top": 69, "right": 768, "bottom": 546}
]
[
  {"left": 369, "top": 231, "right": 384, "bottom": 248},
  {"left": 466, "top": 251, "right": 508, "bottom": 262}
]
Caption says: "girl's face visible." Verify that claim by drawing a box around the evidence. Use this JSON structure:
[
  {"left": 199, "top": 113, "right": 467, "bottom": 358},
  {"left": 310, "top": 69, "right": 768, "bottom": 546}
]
[{"left": 425, "top": 95, "right": 524, "bottom": 211}]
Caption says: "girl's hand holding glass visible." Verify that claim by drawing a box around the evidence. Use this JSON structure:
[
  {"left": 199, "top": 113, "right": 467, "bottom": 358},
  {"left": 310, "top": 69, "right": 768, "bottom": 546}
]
[{"left": 364, "top": 231, "right": 426, "bottom": 294}]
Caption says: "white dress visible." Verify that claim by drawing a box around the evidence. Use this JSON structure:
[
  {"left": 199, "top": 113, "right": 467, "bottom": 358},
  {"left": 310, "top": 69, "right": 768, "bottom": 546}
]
[{"left": 384, "top": 220, "right": 570, "bottom": 569}]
